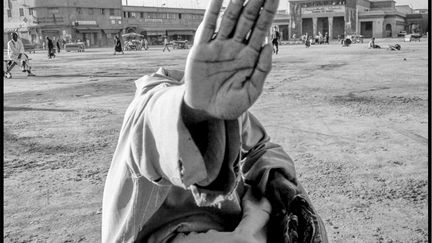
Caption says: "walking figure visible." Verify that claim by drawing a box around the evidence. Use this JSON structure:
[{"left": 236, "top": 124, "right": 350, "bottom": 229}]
[
  {"left": 47, "top": 37, "right": 55, "bottom": 59},
  {"left": 162, "top": 36, "right": 170, "bottom": 52},
  {"left": 143, "top": 38, "right": 149, "bottom": 50},
  {"left": 56, "top": 38, "right": 61, "bottom": 53},
  {"left": 113, "top": 35, "right": 124, "bottom": 55},
  {"left": 271, "top": 26, "right": 280, "bottom": 54},
  {"left": 305, "top": 33, "right": 311, "bottom": 48}
]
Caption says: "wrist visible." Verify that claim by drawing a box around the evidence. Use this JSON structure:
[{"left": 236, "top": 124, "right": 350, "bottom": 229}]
[{"left": 181, "top": 97, "right": 212, "bottom": 125}]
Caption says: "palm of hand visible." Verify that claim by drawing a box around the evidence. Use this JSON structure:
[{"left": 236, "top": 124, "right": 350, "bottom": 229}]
[
  {"left": 182, "top": 0, "right": 278, "bottom": 120},
  {"left": 185, "top": 39, "right": 262, "bottom": 120}
]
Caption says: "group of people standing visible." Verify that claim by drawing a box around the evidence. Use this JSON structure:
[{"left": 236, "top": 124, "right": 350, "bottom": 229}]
[
  {"left": 302, "top": 32, "right": 329, "bottom": 47},
  {"left": 43, "top": 37, "right": 63, "bottom": 59},
  {"left": 113, "top": 35, "right": 171, "bottom": 54}
]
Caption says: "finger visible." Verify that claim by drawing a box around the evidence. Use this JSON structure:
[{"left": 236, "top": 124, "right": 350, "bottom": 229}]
[
  {"left": 248, "top": 0, "right": 279, "bottom": 51},
  {"left": 233, "top": 0, "right": 265, "bottom": 43},
  {"left": 249, "top": 44, "right": 272, "bottom": 92},
  {"left": 217, "top": 0, "right": 246, "bottom": 40},
  {"left": 197, "top": 0, "right": 224, "bottom": 43}
]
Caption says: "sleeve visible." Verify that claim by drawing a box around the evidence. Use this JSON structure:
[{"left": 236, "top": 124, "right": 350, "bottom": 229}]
[
  {"left": 7, "top": 41, "right": 13, "bottom": 59},
  {"left": 239, "top": 112, "right": 298, "bottom": 194},
  {"left": 116, "top": 68, "right": 217, "bottom": 189},
  {"left": 238, "top": 113, "right": 329, "bottom": 241},
  {"left": 18, "top": 40, "right": 25, "bottom": 53}
]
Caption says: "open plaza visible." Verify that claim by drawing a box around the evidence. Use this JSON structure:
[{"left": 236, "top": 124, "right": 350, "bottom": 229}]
[{"left": 3, "top": 38, "right": 428, "bottom": 242}]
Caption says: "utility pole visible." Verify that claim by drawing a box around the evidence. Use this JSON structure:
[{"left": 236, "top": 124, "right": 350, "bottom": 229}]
[{"left": 356, "top": 7, "right": 359, "bottom": 34}]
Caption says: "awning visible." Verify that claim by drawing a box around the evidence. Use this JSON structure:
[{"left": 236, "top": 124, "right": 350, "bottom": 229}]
[
  {"left": 75, "top": 26, "right": 101, "bottom": 33},
  {"left": 75, "top": 26, "right": 101, "bottom": 30},
  {"left": 146, "top": 31, "right": 166, "bottom": 36},
  {"left": 103, "top": 29, "right": 122, "bottom": 34},
  {"left": 4, "top": 27, "right": 30, "bottom": 33},
  {"left": 167, "top": 30, "right": 195, "bottom": 36}
]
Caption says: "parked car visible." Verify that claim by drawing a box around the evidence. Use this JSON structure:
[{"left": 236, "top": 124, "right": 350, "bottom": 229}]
[
  {"left": 410, "top": 33, "right": 422, "bottom": 41},
  {"left": 65, "top": 42, "right": 85, "bottom": 52},
  {"left": 404, "top": 33, "right": 422, "bottom": 42},
  {"left": 172, "top": 40, "right": 189, "bottom": 49},
  {"left": 397, "top": 31, "right": 407, "bottom": 37}
]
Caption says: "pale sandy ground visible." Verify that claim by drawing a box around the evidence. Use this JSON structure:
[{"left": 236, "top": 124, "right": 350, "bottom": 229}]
[{"left": 3, "top": 39, "right": 428, "bottom": 242}]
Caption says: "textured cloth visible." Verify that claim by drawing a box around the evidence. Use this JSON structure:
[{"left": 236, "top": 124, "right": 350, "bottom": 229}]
[
  {"left": 7, "top": 39, "right": 30, "bottom": 71},
  {"left": 115, "top": 39, "right": 123, "bottom": 52},
  {"left": 7, "top": 39, "right": 25, "bottom": 62},
  {"left": 101, "top": 68, "right": 299, "bottom": 243}
]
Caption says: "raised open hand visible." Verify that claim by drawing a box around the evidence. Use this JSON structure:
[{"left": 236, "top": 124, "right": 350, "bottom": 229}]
[{"left": 184, "top": 0, "right": 279, "bottom": 120}]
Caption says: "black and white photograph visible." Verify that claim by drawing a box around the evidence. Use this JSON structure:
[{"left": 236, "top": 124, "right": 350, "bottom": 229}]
[{"left": 3, "top": 0, "right": 429, "bottom": 242}]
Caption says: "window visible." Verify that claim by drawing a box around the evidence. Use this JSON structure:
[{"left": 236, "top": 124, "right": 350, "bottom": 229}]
[
  {"left": 19, "top": 8, "right": 24, "bottom": 16},
  {"left": 193, "top": 14, "right": 203, "bottom": 20},
  {"left": 178, "top": 13, "right": 182, "bottom": 19},
  {"left": 7, "top": 9, "right": 12, "bottom": 17},
  {"left": 127, "top": 12, "right": 131, "bottom": 18},
  {"left": 88, "top": 8, "right": 94, "bottom": 15},
  {"left": 118, "top": 20, "right": 122, "bottom": 24},
  {"left": 130, "top": 12, "right": 136, "bottom": 18},
  {"left": 29, "top": 8, "right": 33, "bottom": 15},
  {"left": 110, "top": 8, "right": 115, "bottom": 16},
  {"left": 140, "top": 12, "right": 144, "bottom": 18},
  {"left": 49, "top": 8, "right": 59, "bottom": 14},
  {"left": 167, "top": 13, "right": 177, "bottom": 19},
  {"left": 77, "top": 7, "right": 81, "bottom": 14},
  {"left": 101, "top": 8, "right": 105, "bottom": 15},
  {"left": 111, "top": 19, "right": 116, "bottom": 24},
  {"left": 147, "top": 12, "right": 166, "bottom": 19}
]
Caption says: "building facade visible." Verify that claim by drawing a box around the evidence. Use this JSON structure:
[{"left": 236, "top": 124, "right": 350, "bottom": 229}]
[
  {"left": 273, "top": 0, "right": 429, "bottom": 39},
  {"left": 122, "top": 6, "right": 204, "bottom": 44},
  {"left": 4, "top": 0, "right": 124, "bottom": 48},
  {"left": 4, "top": 0, "right": 428, "bottom": 48}
]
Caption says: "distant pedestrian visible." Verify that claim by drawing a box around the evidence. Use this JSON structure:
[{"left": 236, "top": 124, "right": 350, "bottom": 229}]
[
  {"left": 162, "top": 37, "right": 170, "bottom": 52},
  {"left": 56, "top": 39, "right": 61, "bottom": 53},
  {"left": 318, "top": 31, "right": 323, "bottom": 44},
  {"left": 325, "top": 32, "right": 329, "bottom": 44},
  {"left": 388, "top": 43, "right": 401, "bottom": 51},
  {"left": 113, "top": 35, "right": 124, "bottom": 55},
  {"left": 143, "top": 38, "right": 149, "bottom": 50},
  {"left": 271, "top": 26, "right": 280, "bottom": 54},
  {"left": 368, "top": 37, "right": 381, "bottom": 49},
  {"left": 140, "top": 39, "right": 144, "bottom": 50},
  {"left": 47, "top": 37, "right": 55, "bottom": 59},
  {"left": 305, "top": 33, "right": 311, "bottom": 48}
]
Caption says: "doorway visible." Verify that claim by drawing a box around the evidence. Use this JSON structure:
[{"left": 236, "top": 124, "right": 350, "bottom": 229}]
[
  {"left": 302, "top": 18, "right": 313, "bottom": 36},
  {"left": 360, "top": 21, "right": 373, "bottom": 38},
  {"left": 385, "top": 24, "right": 392, "bottom": 37},
  {"left": 318, "top": 17, "right": 329, "bottom": 36}
]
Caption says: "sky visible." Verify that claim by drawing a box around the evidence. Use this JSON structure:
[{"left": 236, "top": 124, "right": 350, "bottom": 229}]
[{"left": 122, "top": 0, "right": 428, "bottom": 10}]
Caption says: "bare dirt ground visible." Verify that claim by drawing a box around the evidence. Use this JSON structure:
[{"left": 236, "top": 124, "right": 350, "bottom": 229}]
[{"left": 3, "top": 39, "right": 428, "bottom": 242}]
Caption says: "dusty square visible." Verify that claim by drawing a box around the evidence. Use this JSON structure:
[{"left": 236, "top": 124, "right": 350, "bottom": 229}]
[{"left": 3, "top": 40, "right": 428, "bottom": 242}]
